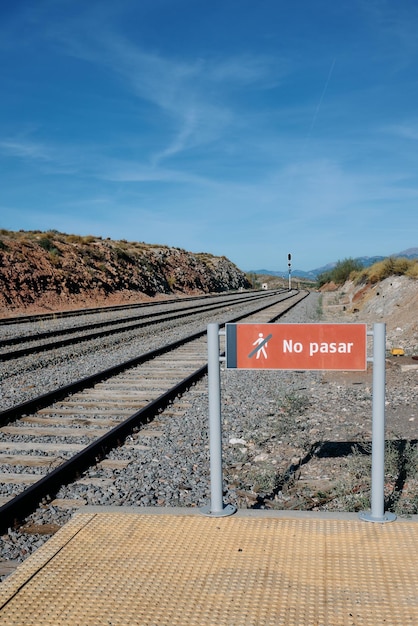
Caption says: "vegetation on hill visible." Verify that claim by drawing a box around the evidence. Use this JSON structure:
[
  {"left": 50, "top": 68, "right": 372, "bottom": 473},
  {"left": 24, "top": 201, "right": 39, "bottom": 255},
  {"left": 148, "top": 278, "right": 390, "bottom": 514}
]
[
  {"left": 316, "top": 258, "right": 364, "bottom": 287},
  {"left": 355, "top": 256, "right": 418, "bottom": 283},
  {"left": 317, "top": 256, "right": 418, "bottom": 288},
  {"left": 0, "top": 229, "right": 251, "bottom": 314}
]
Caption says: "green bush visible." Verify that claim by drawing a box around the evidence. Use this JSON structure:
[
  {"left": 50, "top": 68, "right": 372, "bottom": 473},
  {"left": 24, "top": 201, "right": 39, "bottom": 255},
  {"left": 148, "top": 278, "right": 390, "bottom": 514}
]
[
  {"left": 38, "top": 237, "right": 59, "bottom": 254},
  {"left": 317, "top": 258, "right": 363, "bottom": 287},
  {"left": 318, "top": 256, "right": 418, "bottom": 287}
]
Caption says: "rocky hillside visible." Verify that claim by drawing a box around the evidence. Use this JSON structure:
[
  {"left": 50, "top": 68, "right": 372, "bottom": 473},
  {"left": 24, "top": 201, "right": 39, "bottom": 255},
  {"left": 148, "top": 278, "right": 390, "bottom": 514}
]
[
  {"left": 322, "top": 275, "right": 418, "bottom": 356},
  {"left": 0, "top": 230, "right": 251, "bottom": 316}
]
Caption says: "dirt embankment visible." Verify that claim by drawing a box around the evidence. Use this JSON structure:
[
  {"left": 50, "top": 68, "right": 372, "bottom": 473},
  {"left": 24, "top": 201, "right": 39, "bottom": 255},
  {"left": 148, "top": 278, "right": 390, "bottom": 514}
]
[
  {"left": 0, "top": 231, "right": 251, "bottom": 317},
  {"left": 321, "top": 275, "right": 418, "bottom": 356}
]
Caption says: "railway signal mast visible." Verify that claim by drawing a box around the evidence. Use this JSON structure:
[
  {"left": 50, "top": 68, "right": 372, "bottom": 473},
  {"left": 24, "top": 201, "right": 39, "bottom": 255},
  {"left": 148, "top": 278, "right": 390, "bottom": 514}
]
[{"left": 288, "top": 253, "right": 292, "bottom": 291}]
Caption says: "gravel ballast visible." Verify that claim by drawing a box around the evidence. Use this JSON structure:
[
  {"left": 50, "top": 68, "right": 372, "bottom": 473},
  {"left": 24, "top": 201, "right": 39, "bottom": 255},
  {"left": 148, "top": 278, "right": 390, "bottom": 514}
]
[
  {"left": 0, "top": 292, "right": 282, "bottom": 411},
  {"left": 1, "top": 289, "right": 417, "bottom": 579}
]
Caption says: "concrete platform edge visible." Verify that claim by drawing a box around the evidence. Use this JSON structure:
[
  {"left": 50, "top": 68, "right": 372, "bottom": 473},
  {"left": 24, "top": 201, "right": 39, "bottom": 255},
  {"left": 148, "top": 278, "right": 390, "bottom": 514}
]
[{"left": 79, "top": 504, "right": 418, "bottom": 522}]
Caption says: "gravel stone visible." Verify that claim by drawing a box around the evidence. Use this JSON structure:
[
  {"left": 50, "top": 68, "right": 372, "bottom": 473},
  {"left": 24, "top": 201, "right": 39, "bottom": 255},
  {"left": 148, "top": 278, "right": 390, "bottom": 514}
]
[{"left": 1, "top": 288, "right": 417, "bottom": 580}]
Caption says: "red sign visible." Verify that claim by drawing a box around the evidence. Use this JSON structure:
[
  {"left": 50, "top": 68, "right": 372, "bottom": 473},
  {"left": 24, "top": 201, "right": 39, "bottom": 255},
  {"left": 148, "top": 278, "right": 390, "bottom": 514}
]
[{"left": 226, "top": 323, "right": 367, "bottom": 370}]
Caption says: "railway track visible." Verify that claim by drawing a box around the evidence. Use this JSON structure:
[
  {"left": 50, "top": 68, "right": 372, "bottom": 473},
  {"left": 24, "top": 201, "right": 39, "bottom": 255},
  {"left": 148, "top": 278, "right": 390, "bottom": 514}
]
[
  {"left": 0, "top": 290, "right": 309, "bottom": 532},
  {"left": 0, "top": 290, "right": 255, "bottom": 328},
  {"left": 0, "top": 294, "right": 212, "bottom": 326},
  {"left": 0, "top": 290, "right": 283, "bottom": 361}
]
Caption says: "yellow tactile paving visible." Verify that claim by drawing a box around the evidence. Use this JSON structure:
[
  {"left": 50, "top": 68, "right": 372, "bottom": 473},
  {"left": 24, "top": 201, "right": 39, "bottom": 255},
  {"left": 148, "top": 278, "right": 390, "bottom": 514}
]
[{"left": 0, "top": 511, "right": 417, "bottom": 625}]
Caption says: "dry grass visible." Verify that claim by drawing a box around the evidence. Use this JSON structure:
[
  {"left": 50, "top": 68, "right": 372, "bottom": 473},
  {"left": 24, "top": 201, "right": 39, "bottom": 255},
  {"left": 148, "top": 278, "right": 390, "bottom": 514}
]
[
  {"left": 226, "top": 388, "right": 418, "bottom": 516},
  {"left": 354, "top": 257, "right": 418, "bottom": 284}
]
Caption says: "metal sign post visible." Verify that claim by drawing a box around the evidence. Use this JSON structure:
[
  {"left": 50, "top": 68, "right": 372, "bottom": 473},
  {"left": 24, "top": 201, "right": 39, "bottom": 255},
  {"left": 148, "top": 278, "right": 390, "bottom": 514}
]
[
  {"left": 359, "top": 323, "right": 396, "bottom": 523},
  {"left": 200, "top": 323, "right": 236, "bottom": 517}
]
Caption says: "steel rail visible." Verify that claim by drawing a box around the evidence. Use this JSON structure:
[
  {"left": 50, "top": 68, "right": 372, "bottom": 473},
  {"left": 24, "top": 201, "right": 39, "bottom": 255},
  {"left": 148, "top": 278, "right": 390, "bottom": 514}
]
[
  {"left": 0, "top": 290, "right": 301, "bottom": 424},
  {"left": 0, "top": 290, "right": 309, "bottom": 533},
  {"left": 0, "top": 292, "right": 218, "bottom": 326},
  {"left": 0, "top": 291, "right": 284, "bottom": 361},
  {"left": 0, "top": 366, "right": 207, "bottom": 534},
  {"left": 0, "top": 289, "right": 266, "bottom": 326},
  {"left": 0, "top": 291, "right": 277, "bottom": 348}
]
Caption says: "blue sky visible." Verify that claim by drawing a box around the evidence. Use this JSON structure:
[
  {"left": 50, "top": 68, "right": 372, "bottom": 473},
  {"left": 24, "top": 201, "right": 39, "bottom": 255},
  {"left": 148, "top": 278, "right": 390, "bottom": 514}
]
[{"left": 1, "top": 0, "right": 418, "bottom": 272}]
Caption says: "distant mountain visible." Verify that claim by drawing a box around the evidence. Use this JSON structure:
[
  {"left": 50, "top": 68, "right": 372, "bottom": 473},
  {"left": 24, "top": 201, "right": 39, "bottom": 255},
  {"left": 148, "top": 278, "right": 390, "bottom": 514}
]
[
  {"left": 396, "top": 247, "right": 418, "bottom": 257},
  {"left": 249, "top": 249, "right": 418, "bottom": 279},
  {"left": 251, "top": 268, "right": 318, "bottom": 280}
]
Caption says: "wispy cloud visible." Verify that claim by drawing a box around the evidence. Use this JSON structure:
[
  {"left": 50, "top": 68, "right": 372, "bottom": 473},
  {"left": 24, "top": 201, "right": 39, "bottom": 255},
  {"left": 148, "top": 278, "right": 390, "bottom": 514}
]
[
  {"left": 384, "top": 122, "right": 418, "bottom": 141},
  {"left": 44, "top": 20, "right": 285, "bottom": 168},
  {"left": 1, "top": 4, "right": 292, "bottom": 181},
  {"left": 2, "top": 1, "right": 418, "bottom": 270},
  {"left": 364, "top": 1, "right": 418, "bottom": 57},
  {"left": 0, "top": 139, "right": 51, "bottom": 161},
  {"left": 203, "top": 53, "right": 287, "bottom": 87},
  {"left": 99, "top": 159, "right": 216, "bottom": 186}
]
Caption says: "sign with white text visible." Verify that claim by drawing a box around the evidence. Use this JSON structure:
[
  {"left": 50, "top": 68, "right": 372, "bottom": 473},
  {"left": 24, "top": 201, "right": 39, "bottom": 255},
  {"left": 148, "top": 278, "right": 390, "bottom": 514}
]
[{"left": 226, "top": 323, "right": 367, "bottom": 370}]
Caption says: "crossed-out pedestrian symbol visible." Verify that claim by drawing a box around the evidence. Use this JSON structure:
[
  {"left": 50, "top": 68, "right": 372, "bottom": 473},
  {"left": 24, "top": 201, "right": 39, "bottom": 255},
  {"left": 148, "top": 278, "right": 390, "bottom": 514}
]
[{"left": 248, "top": 332, "right": 272, "bottom": 360}]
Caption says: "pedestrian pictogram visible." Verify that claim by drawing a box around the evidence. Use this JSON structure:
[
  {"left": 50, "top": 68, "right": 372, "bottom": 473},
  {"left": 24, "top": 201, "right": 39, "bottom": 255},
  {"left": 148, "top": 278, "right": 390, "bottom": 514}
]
[{"left": 248, "top": 332, "right": 272, "bottom": 359}]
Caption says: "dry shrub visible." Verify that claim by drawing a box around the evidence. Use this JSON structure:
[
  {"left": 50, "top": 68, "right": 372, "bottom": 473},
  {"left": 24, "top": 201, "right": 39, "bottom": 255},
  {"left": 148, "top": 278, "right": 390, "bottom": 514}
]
[
  {"left": 66, "top": 234, "right": 84, "bottom": 244},
  {"left": 358, "top": 257, "right": 418, "bottom": 283},
  {"left": 406, "top": 261, "right": 418, "bottom": 278}
]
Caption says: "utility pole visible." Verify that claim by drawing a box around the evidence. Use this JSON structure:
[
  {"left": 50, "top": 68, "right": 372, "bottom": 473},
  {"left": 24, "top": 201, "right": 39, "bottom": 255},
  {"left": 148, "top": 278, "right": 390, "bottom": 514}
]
[{"left": 288, "top": 253, "right": 292, "bottom": 291}]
